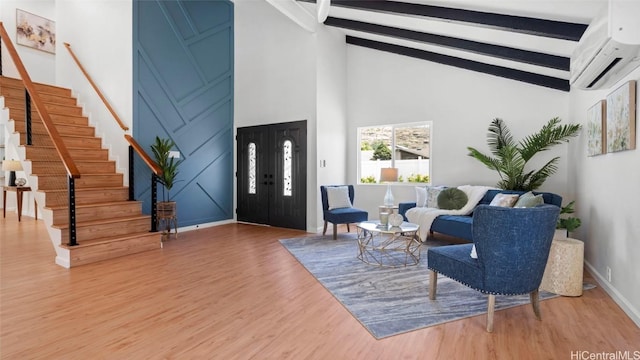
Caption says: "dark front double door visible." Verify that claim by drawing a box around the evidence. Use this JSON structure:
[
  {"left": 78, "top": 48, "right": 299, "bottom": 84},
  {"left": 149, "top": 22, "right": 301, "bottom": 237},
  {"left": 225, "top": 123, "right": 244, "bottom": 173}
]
[{"left": 236, "top": 121, "right": 306, "bottom": 230}]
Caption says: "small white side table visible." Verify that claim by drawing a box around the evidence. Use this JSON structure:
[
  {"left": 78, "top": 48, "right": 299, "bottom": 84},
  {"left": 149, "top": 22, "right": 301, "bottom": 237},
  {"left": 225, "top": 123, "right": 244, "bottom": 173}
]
[{"left": 540, "top": 238, "right": 584, "bottom": 296}]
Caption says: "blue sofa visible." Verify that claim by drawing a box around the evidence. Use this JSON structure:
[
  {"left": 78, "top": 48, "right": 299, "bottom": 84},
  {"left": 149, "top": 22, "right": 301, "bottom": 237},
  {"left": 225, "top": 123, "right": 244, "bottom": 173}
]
[{"left": 399, "top": 189, "right": 562, "bottom": 241}]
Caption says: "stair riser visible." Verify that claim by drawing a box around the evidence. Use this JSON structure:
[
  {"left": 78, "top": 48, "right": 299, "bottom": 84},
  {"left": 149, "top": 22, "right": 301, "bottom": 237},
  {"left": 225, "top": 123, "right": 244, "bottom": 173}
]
[
  {"left": 0, "top": 77, "right": 72, "bottom": 97},
  {"left": 74, "top": 175, "right": 124, "bottom": 188},
  {"left": 9, "top": 110, "right": 89, "bottom": 126},
  {"left": 14, "top": 121, "right": 95, "bottom": 137},
  {"left": 43, "top": 188, "right": 130, "bottom": 207},
  {"left": 26, "top": 147, "right": 109, "bottom": 161},
  {"left": 50, "top": 202, "right": 143, "bottom": 225},
  {"left": 2, "top": 90, "right": 77, "bottom": 106},
  {"left": 31, "top": 161, "right": 116, "bottom": 174},
  {"left": 65, "top": 233, "right": 160, "bottom": 267},
  {"left": 4, "top": 98, "right": 83, "bottom": 116},
  {"left": 24, "top": 134, "right": 102, "bottom": 148},
  {"left": 60, "top": 219, "right": 151, "bottom": 243},
  {"left": 36, "top": 174, "right": 123, "bottom": 190}
]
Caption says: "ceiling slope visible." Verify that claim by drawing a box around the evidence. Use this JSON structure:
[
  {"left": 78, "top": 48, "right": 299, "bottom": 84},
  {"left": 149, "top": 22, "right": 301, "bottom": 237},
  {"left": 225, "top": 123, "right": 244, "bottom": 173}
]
[{"left": 299, "top": 0, "right": 596, "bottom": 91}]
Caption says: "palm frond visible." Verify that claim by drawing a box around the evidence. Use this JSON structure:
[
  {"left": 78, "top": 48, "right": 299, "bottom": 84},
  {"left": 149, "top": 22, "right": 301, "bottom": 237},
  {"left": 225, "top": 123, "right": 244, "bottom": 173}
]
[
  {"left": 525, "top": 157, "right": 559, "bottom": 190},
  {"left": 467, "top": 147, "right": 501, "bottom": 172},
  {"left": 519, "top": 117, "right": 581, "bottom": 161},
  {"left": 487, "top": 118, "right": 515, "bottom": 156},
  {"left": 495, "top": 145, "right": 525, "bottom": 189}
]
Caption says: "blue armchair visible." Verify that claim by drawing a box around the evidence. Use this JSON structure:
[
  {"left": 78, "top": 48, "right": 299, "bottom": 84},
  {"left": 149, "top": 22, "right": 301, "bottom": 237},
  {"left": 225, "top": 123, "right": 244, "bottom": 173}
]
[
  {"left": 427, "top": 204, "right": 560, "bottom": 332},
  {"left": 320, "top": 185, "right": 368, "bottom": 240}
]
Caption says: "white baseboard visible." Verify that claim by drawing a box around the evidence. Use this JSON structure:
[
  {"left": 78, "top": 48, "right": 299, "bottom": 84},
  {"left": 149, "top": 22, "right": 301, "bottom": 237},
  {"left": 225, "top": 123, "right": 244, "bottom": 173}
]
[
  {"left": 585, "top": 260, "right": 640, "bottom": 328},
  {"left": 178, "top": 219, "right": 236, "bottom": 232}
]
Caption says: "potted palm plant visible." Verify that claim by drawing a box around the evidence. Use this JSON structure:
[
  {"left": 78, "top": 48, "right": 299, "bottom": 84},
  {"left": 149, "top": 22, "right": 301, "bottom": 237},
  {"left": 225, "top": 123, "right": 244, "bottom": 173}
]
[
  {"left": 467, "top": 117, "right": 581, "bottom": 191},
  {"left": 556, "top": 200, "right": 582, "bottom": 239},
  {"left": 150, "top": 136, "right": 183, "bottom": 226}
]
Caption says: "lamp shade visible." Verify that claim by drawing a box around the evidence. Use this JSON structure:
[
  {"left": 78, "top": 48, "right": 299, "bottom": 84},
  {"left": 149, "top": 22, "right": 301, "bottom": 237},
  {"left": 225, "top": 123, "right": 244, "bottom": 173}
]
[
  {"left": 2, "top": 160, "right": 22, "bottom": 171},
  {"left": 379, "top": 167, "right": 398, "bottom": 183}
]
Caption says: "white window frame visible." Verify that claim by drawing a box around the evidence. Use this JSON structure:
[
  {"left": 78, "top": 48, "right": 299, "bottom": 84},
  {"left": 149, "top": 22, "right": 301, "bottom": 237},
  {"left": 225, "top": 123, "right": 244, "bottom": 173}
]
[{"left": 357, "top": 121, "right": 432, "bottom": 185}]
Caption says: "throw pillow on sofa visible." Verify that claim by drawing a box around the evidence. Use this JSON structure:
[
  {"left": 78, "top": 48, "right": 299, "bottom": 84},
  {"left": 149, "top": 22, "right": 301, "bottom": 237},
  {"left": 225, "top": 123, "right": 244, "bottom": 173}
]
[
  {"left": 514, "top": 191, "right": 544, "bottom": 208},
  {"left": 327, "top": 186, "right": 352, "bottom": 210},
  {"left": 489, "top": 193, "right": 519, "bottom": 207},
  {"left": 416, "top": 186, "right": 427, "bottom": 207},
  {"left": 437, "top": 187, "right": 469, "bottom": 210},
  {"left": 426, "top": 185, "right": 446, "bottom": 208}
]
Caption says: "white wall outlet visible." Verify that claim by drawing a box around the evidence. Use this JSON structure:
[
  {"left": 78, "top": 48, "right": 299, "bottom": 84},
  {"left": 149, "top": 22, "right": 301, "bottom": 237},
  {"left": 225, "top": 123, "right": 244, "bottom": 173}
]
[
  {"left": 169, "top": 151, "right": 180, "bottom": 159},
  {"left": 606, "top": 266, "right": 612, "bottom": 282}
]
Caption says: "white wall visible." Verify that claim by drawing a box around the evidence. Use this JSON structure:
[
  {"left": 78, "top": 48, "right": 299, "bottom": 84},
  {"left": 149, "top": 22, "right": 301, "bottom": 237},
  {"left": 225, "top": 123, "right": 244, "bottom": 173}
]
[
  {"left": 55, "top": 0, "right": 132, "bottom": 178},
  {"left": 569, "top": 68, "right": 640, "bottom": 326},
  {"left": 347, "top": 46, "right": 571, "bottom": 215},
  {"left": 316, "top": 26, "right": 348, "bottom": 231},
  {"left": 234, "top": 0, "right": 322, "bottom": 232},
  {"left": 0, "top": 0, "right": 56, "bottom": 84}
]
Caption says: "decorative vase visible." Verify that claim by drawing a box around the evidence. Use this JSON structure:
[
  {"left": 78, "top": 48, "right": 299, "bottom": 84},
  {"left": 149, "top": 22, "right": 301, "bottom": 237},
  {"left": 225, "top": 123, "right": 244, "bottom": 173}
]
[
  {"left": 389, "top": 213, "right": 403, "bottom": 227},
  {"left": 379, "top": 212, "right": 389, "bottom": 226}
]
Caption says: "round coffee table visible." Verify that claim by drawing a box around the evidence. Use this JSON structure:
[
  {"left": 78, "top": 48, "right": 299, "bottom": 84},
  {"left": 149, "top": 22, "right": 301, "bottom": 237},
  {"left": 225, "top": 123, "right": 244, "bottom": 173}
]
[{"left": 356, "top": 221, "right": 421, "bottom": 267}]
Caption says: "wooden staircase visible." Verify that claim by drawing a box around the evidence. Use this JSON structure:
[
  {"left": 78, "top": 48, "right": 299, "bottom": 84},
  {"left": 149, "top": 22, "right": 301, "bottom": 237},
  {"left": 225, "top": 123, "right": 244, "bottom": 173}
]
[{"left": 0, "top": 76, "right": 161, "bottom": 268}]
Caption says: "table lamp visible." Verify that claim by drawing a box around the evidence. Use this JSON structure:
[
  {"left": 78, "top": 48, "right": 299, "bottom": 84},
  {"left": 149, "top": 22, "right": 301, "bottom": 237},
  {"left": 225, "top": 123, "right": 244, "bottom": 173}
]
[
  {"left": 379, "top": 167, "right": 398, "bottom": 206},
  {"left": 2, "top": 160, "right": 22, "bottom": 187}
]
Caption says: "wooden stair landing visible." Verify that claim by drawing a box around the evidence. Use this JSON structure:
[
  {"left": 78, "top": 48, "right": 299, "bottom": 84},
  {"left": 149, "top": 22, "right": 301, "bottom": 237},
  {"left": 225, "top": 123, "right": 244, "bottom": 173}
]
[{"left": 0, "top": 75, "right": 161, "bottom": 267}]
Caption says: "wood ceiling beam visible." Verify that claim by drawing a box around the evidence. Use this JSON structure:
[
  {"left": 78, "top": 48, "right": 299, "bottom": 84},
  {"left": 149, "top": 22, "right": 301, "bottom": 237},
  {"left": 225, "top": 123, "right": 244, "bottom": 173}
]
[
  {"left": 302, "top": 0, "right": 588, "bottom": 41},
  {"left": 346, "top": 36, "right": 570, "bottom": 92},
  {"left": 326, "top": 17, "right": 569, "bottom": 71}
]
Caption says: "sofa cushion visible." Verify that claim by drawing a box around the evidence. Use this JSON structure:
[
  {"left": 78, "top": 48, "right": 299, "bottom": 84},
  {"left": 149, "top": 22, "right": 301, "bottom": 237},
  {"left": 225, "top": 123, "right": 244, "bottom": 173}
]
[
  {"left": 489, "top": 193, "right": 519, "bottom": 207},
  {"left": 437, "top": 187, "right": 469, "bottom": 210},
  {"left": 327, "top": 186, "right": 352, "bottom": 210},
  {"left": 426, "top": 185, "right": 446, "bottom": 208},
  {"left": 432, "top": 215, "right": 473, "bottom": 240},
  {"left": 514, "top": 191, "right": 544, "bottom": 208}
]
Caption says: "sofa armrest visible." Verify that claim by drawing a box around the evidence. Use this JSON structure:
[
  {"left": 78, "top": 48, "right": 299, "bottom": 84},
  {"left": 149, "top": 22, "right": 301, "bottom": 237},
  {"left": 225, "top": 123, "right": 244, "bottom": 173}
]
[{"left": 399, "top": 202, "right": 417, "bottom": 221}]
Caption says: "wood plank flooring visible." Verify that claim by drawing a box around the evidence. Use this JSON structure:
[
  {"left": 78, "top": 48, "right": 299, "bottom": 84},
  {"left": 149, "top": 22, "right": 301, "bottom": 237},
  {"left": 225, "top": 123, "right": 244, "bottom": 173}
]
[{"left": 1, "top": 213, "right": 639, "bottom": 359}]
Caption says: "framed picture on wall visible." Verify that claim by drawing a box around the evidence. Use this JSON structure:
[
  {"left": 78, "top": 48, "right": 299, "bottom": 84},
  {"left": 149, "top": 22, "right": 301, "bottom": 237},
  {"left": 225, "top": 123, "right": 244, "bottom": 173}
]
[
  {"left": 587, "top": 100, "right": 606, "bottom": 156},
  {"left": 606, "top": 80, "right": 636, "bottom": 153},
  {"left": 16, "top": 9, "right": 56, "bottom": 54}
]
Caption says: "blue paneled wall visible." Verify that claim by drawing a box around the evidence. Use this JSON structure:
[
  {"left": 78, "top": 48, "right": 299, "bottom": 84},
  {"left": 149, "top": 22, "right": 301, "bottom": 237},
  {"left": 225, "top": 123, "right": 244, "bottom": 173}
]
[{"left": 133, "top": 0, "right": 234, "bottom": 226}]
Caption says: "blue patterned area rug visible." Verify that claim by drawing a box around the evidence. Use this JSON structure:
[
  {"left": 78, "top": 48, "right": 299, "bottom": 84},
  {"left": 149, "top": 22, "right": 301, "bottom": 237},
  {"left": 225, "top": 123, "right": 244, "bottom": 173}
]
[{"left": 280, "top": 234, "right": 594, "bottom": 339}]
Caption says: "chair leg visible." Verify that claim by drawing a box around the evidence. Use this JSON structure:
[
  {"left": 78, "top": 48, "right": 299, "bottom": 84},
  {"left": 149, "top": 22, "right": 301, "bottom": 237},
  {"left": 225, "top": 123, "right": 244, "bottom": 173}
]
[
  {"left": 530, "top": 289, "right": 542, "bottom": 320},
  {"left": 429, "top": 270, "right": 437, "bottom": 300},
  {"left": 323, "top": 221, "right": 328, "bottom": 235},
  {"left": 333, "top": 224, "right": 337, "bottom": 240},
  {"left": 487, "top": 294, "right": 496, "bottom": 332},
  {"left": 347, "top": 223, "right": 351, "bottom": 232}
]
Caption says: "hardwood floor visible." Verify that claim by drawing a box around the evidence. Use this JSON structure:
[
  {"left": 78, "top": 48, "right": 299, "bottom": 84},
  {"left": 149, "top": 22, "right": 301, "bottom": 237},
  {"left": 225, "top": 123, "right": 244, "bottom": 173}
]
[{"left": 1, "top": 213, "right": 638, "bottom": 359}]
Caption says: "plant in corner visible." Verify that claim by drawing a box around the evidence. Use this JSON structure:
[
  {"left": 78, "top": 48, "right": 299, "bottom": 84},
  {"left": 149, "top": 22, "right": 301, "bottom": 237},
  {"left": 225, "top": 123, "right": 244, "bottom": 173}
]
[
  {"left": 467, "top": 117, "right": 581, "bottom": 191},
  {"left": 556, "top": 200, "right": 582, "bottom": 238},
  {"left": 150, "top": 136, "right": 183, "bottom": 232}
]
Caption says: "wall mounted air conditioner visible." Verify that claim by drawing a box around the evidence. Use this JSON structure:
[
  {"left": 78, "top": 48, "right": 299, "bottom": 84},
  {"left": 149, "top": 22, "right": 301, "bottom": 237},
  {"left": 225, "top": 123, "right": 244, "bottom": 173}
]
[{"left": 570, "top": 0, "right": 640, "bottom": 90}]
